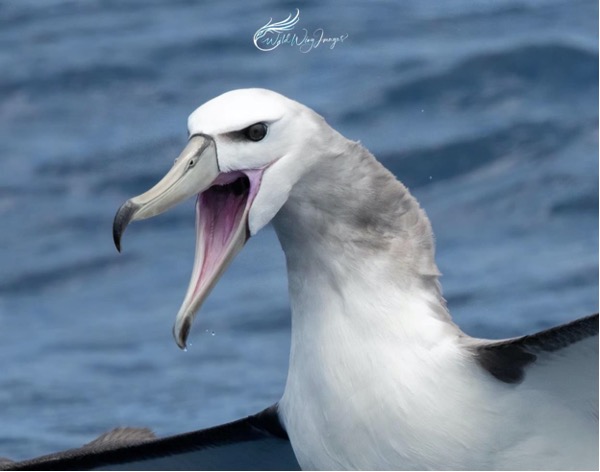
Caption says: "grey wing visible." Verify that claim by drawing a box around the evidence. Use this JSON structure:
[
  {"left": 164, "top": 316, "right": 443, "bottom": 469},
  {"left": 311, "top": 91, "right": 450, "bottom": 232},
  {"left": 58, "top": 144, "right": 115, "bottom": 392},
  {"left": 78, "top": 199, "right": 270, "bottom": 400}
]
[
  {"left": 473, "top": 313, "right": 599, "bottom": 417},
  {"left": 2, "top": 405, "right": 300, "bottom": 471}
]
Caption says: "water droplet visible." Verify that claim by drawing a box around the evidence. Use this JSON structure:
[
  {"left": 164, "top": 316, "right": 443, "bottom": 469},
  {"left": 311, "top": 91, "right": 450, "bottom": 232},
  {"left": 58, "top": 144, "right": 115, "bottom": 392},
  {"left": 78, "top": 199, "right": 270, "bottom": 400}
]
[{"left": 211, "top": 331, "right": 215, "bottom": 336}]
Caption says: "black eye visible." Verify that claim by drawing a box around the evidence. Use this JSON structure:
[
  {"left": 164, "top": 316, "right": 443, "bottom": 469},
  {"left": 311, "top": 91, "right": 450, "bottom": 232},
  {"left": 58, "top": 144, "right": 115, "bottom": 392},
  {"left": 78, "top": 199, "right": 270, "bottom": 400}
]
[{"left": 244, "top": 123, "right": 267, "bottom": 142}]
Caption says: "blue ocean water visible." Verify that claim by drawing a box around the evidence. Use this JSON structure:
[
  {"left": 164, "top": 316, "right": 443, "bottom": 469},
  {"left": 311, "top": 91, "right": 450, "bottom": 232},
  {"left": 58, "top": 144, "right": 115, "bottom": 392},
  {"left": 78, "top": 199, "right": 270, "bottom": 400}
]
[{"left": 0, "top": 0, "right": 597, "bottom": 460}]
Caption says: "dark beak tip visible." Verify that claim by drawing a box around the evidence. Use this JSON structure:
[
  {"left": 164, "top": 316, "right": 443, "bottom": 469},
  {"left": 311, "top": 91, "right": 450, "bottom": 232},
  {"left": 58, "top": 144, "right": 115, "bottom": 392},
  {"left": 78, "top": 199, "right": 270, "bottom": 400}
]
[
  {"left": 112, "top": 201, "right": 137, "bottom": 254},
  {"left": 112, "top": 227, "right": 122, "bottom": 253},
  {"left": 174, "top": 318, "right": 192, "bottom": 350}
]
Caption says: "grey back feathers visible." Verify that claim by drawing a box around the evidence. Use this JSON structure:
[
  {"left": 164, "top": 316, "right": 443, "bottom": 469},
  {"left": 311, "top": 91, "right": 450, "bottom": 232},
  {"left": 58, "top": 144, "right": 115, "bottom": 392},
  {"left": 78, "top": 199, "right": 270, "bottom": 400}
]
[
  {"left": 276, "top": 137, "right": 452, "bottom": 323},
  {"left": 306, "top": 140, "right": 440, "bottom": 276}
]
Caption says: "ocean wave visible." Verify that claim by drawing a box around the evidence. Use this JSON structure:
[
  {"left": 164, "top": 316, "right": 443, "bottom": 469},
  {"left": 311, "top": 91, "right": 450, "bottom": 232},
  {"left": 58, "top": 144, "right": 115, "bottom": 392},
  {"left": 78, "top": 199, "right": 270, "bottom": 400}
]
[
  {"left": 0, "top": 255, "right": 133, "bottom": 295},
  {"left": 0, "top": 65, "right": 157, "bottom": 97},
  {"left": 385, "top": 43, "right": 597, "bottom": 109},
  {"left": 380, "top": 120, "right": 578, "bottom": 188}
]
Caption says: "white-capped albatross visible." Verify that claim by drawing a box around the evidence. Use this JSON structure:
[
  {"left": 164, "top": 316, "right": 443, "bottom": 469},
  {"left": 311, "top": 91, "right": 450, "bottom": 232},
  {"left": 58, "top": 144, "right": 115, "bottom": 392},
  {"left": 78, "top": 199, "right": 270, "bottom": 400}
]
[{"left": 4, "top": 88, "right": 597, "bottom": 471}]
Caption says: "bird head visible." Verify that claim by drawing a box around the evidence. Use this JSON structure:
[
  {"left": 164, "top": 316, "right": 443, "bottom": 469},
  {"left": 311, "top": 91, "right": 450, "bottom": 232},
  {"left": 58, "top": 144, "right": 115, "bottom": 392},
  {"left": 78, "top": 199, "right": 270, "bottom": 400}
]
[{"left": 113, "top": 88, "right": 337, "bottom": 348}]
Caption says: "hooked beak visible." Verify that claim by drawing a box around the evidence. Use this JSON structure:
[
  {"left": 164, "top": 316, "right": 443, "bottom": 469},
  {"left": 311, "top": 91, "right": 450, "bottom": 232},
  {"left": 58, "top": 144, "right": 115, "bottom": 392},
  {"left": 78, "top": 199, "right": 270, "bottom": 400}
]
[
  {"left": 113, "top": 134, "right": 263, "bottom": 349},
  {"left": 113, "top": 135, "right": 218, "bottom": 251}
]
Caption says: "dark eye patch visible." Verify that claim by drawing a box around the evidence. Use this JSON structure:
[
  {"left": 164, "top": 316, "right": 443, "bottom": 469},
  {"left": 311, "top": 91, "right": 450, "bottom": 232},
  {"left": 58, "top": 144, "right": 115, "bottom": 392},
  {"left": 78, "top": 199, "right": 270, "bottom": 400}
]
[
  {"left": 223, "top": 123, "right": 268, "bottom": 142},
  {"left": 244, "top": 123, "right": 268, "bottom": 141}
]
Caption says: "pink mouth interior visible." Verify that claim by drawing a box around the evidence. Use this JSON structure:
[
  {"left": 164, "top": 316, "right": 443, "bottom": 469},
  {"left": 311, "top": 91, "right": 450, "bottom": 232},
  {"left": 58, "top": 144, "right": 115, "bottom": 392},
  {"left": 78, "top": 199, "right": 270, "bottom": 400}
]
[{"left": 191, "top": 170, "right": 263, "bottom": 297}]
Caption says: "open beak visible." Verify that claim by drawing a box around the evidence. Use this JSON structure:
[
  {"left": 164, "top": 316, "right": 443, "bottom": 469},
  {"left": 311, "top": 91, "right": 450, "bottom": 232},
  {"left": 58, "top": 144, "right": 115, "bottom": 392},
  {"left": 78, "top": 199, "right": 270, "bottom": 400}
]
[{"left": 113, "top": 135, "right": 263, "bottom": 349}]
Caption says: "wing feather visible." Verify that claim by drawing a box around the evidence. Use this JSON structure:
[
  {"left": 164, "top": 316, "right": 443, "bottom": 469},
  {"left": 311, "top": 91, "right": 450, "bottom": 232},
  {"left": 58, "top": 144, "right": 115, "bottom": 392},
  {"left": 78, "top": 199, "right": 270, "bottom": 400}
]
[
  {"left": 473, "top": 314, "right": 598, "bottom": 417},
  {"left": 3, "top": 405, "right": 300, "bottom": 471}
]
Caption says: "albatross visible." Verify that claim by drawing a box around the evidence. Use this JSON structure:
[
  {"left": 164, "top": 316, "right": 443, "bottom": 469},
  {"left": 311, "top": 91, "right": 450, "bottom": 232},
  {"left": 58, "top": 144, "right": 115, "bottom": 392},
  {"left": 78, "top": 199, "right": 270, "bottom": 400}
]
[{"left": 4, "top": 89, "right": 598, "bottom": 471}]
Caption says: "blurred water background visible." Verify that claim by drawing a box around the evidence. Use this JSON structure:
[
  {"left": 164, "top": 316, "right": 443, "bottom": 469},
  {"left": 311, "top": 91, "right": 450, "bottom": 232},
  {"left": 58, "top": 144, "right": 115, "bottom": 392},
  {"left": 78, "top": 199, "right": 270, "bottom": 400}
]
[{"left": 0, "top": 0, "right": 597, "bottom": 460}]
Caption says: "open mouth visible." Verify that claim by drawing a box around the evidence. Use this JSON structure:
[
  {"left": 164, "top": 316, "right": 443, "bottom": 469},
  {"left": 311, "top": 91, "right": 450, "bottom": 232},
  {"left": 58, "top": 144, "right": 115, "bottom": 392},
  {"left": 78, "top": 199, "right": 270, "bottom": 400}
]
[
  {"left": 193, "top": 174, "right": 251, "bottom": 297},
  {"left": 175, "top": 169, "right": 263, "bottom": 347}
]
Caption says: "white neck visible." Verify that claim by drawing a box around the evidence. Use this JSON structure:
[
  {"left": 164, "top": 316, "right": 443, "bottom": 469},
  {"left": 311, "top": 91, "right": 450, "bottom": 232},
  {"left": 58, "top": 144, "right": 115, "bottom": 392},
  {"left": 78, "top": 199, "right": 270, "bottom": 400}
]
[{"left": 272, "top": 143, "right": 465, "bottom": 469}]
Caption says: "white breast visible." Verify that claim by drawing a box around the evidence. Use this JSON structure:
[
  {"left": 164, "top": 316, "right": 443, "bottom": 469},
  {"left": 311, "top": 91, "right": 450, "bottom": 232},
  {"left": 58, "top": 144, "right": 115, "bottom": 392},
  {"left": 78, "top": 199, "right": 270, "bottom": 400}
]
[
  {"left": 279, "top": 283, "right": 596, "bottom": 470},
  {"left": 275, "top": 240, "right": 596, "bottom": 470}
]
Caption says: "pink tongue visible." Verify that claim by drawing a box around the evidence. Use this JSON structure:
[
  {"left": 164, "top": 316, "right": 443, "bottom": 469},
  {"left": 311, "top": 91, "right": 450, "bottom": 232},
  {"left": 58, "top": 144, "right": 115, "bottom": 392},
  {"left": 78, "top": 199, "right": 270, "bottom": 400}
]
[{"left": 192, "top": 179, "right": 249, "bottom": 297}]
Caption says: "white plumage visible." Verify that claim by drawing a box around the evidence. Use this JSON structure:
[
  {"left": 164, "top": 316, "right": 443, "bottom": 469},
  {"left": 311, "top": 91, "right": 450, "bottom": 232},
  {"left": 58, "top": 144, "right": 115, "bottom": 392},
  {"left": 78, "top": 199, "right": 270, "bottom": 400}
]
[{"left": 7, "top": 89, "right": 597, "bottom": 471}]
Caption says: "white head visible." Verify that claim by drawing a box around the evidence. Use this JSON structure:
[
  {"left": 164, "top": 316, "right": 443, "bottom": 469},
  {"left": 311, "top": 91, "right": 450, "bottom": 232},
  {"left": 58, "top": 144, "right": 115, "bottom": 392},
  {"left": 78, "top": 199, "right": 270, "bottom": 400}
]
[
  {"left": 186, "top": 88, "right": 334, "bottom": 234},
  {"left": 113, "top": 88, "right": 341, "bottom": 347}
]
